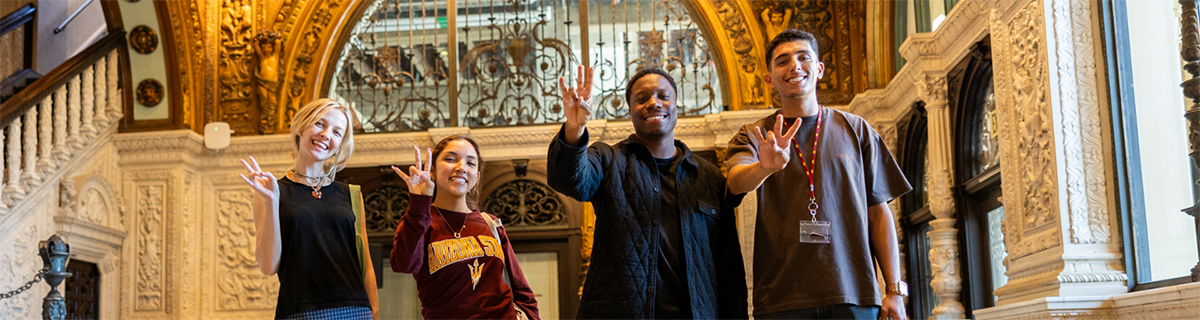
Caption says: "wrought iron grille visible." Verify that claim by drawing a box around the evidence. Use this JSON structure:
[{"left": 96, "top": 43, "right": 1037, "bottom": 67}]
[
  {"left": 365, "top": 185, "right": 410, "bottom": 234},
  {"left": 482, "top": 179, "right": 565, "bottom": 227},
  {"left": 330, "top": 0, "right": 723, "bottom": 133}
]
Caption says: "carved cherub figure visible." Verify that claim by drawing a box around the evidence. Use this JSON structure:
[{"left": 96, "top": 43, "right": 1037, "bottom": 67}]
[{"left": 762, "top": 6, "right": 794, "bottom": 42}]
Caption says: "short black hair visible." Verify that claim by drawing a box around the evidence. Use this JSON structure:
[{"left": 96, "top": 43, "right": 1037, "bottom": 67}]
[
  {"left": 625, "top": 68, "right": 678, "bottom": 106},
  {"left": 765, "top": 29, "right": 819, "bottom": 67}
]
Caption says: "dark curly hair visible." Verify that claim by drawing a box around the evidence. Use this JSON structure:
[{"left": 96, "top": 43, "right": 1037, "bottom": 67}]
[{"left": 765, "top": 29, "right": 819, "bottom": 67}]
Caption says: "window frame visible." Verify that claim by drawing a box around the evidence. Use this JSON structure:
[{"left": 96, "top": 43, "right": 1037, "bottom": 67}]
[
  {"left": 949, "top": 40, "right": 1004, "bottom": 317},
  {"left": 899, "top": 105, "right": 936, "bottom": 320}
]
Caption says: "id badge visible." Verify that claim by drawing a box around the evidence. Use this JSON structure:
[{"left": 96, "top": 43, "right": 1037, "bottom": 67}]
[{"left": 799, "top": 220, "right": 831, "bottom": 244}]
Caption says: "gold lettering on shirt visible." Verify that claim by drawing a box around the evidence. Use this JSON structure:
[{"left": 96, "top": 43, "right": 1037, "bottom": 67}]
[{"left": 428, "top": 236, "right": 503, "bottom": 274}]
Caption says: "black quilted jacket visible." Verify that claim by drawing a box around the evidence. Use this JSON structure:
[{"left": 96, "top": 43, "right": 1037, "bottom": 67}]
[{"left": 547, "top": 127, "right": 749, "bottom": 319}]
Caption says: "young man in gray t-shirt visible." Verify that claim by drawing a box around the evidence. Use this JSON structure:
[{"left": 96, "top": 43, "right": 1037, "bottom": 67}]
[{"left": 725, "top": 29, "right": 912, "bottom": 320}]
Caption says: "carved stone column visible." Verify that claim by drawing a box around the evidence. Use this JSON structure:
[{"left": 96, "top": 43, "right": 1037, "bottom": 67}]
[
  {"left": 918, "top": 74, "right": 965, "bottom": 319},
  {"left": 983, "top": 0, "right": 1127, "bottom": 309}
]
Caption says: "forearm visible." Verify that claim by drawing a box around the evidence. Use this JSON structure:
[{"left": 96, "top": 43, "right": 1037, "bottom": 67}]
[
  {"left": 254, "top": 194, "right": 282, "bottom": 275},
  {"left": 390, "top": 194, "right": 432, "bottom": 273},
  {"left": 727, "top": 163, "right": 775, "bottom": 195},
  {"left": 868, "top": 203, "right": 901, "bottom": 287}
]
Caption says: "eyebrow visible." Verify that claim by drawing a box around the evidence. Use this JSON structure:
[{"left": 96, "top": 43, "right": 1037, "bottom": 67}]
[
  {"left": 442, "top": 151, "right": 478, "bottom": 160},
  {"left": 774, "top": 49, "right": 813, "bottom": 62}
]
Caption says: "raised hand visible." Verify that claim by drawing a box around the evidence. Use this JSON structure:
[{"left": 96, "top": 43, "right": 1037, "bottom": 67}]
[
  {"left": 752, "top": 114, "right": 802, "bottom": 172},
  {"left": 392, "top": 145, "right": 436, "bottom": 196},
  {"left": 559, "top": 65, "right": 595, "bottom": 130},
  {"left": 239, "top": 156, "right": 279, "bottom": 200}
]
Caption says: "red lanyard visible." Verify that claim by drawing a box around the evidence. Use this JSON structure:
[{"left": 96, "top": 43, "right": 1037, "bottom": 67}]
[{"left": 783, "top": 107, "right": 823, "bottom": 221}]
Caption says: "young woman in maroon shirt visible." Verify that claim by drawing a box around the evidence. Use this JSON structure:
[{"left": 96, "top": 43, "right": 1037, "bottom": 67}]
[{"left": 390, "top": 135, "right": 540, "bottom": 320}]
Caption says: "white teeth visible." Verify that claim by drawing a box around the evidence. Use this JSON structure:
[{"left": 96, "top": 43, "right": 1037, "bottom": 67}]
[
  {"left": 644, "top": 115, "right": 666, "bottom": 121},
  {"left": 449, "top": 177, "right": 467, "bottom": 184}
]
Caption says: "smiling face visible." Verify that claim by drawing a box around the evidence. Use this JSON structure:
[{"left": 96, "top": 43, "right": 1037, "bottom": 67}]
[
  {"left": 764, "top": 39, "right": 824, "bottom": 101},
  {"left": 629, "top": 73, "right": 678, "bottom": 142},
  {"left": 296, "top": 109, "right": 348, "bottom": 162},
  {"left": 432, "top": 139, "right": 481, "bottom": 199}
]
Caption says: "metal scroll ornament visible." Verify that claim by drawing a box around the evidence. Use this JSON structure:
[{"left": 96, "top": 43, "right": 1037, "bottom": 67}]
[
  {"left": 364, "top": 185, "right": 409, "bottom": 234},
  {"left": 482, "top": 179, "right": 565, "bottom": 227},
  {"left": 129, "top": 25, "right": 158, "bottom": 54},
  {"left": 136, "top": 79, "right": 164, "bottom": 107}
]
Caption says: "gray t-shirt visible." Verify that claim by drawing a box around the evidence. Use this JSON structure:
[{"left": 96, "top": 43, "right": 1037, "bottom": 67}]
[{"left": 726, "top": 107, "right": 911, "bottom": 315}]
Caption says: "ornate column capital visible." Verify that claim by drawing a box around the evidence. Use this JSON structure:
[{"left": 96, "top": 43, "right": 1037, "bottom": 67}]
[{"left": 918, "top": 74, "right": 949, "bottom": 108}]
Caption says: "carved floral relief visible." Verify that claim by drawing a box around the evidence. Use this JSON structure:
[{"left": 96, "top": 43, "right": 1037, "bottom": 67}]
[
  {"left": 216, "top": 189, "right": 279, "bottom": 310},
  {"left": 136, "top": 185, "right": 165, "bottom": 311}
]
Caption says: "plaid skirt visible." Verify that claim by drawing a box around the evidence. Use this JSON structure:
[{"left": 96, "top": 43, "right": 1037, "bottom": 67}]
[{"left": 282, "top": 306, "right": 372, "bottom": 320}]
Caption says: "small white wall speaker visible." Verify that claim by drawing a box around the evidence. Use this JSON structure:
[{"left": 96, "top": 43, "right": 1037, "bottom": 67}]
[{"left": 204, "top": 122, "right": 232, "bottom": 149}]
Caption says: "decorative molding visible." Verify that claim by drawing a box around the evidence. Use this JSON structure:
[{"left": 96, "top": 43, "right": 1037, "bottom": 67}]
[
  {"left": 990, "top": 0, "right": 1063, "bottom": 265},
  {"left": 134, "top": 184, "right": 166, "bottom": 311},
  {"left": 215, "top": 189, "right": 279, "bottom": 310},
  {"left": 1057, "top": 0, "right": 1110, "bottom": 244},
  {"left": 918, "top": 75, "right": 949, "bottom": 108},
  {"left": 218, "top": 0, "right": 259, "bottom": 135},
  {"left": 711, "top": 0, "right": 765, "bottom": 107}
]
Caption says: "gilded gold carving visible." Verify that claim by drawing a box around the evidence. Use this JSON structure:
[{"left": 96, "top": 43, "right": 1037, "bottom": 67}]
[
  {"left": 282, "top": 1, "right": 341, "bottom": 128},
  {"left": 713, "top": 0, "right": 764, "bottom": 106},
  {"left": 748, "top": 1, "right": 864, "bottom": 105},
  {"left": 761, "top": 6, "right": 794, "bottom": 42},
  {"left": 255, "top": 31, "right": 281, "bottom": 134},
  {"left": 219, "top": 0, "right": 258, "bottom": 135}
]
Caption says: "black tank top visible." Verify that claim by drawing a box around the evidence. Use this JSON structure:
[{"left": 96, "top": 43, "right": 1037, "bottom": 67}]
[{"left": 274, "top": 179, "right": 369, "bottom": 319}]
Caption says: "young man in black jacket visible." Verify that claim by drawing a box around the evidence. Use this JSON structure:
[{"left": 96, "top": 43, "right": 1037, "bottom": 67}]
[{"left": 547, "top": 66, "right": 748, "bottom": 319}]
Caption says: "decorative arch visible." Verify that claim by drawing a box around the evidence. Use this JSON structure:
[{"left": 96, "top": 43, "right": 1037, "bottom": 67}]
[{"left": 315, "top": 0, "right": 772, "bottom": 126}]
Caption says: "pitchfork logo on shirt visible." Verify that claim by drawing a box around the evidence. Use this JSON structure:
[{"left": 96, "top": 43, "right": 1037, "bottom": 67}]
[
  {"left": 468, "top": 259, "right": 485, "bottom": 289},
  {"left": 427, "top": 235, "right": 504, "bottom": 274}
]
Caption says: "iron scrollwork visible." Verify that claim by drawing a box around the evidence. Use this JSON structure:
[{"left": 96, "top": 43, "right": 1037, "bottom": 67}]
[
  {"left": 590, "top": 0, "right": 721, "bottom": 119},
  {"left": 331, "top": 0, "right": 723, "bottom": 133},
  {"left": 482, "top": 179, "right": 565, "bottom": 227},
  {"left": 364, "top": 185, "right": 410, "bottom": 234},
  {"left": 459, "top": 0, "right": 577, "bottom": 127}
]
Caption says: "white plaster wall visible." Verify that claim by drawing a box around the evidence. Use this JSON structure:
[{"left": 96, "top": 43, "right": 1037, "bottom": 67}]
[
  {"left": 116, "top": 0, "right": 170, "bottom": 120},
  {"left": 35, "top": 0, "right": 107, "bottom": 74},
  {"left": 1126, "top": 0, "right": 1199, "bottom": 282}
]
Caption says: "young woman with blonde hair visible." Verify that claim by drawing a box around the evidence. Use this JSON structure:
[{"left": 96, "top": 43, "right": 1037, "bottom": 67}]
[
  {"left": 239, "top": 98, "right": 380, "bottom": 320},
  {"left": 390, "top": 135, "right": 540, "bottom": 319}
]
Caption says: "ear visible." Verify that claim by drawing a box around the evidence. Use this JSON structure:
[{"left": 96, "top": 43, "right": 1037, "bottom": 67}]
[
  {"left": 816, "top": 61, "right": 826, "bottom": 79},
  {"left": 762, "top": 71, "right": 775, "bottom": 90}
]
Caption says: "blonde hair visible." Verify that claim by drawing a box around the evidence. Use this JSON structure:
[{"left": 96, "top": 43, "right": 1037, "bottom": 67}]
[{"left": 290, "top": 98, "right": 356, "bottom": 181}]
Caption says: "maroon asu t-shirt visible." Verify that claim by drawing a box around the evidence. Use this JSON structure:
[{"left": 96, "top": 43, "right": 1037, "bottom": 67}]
[{"left": 391, "top": 195, "right": 540, "bottom": 320}]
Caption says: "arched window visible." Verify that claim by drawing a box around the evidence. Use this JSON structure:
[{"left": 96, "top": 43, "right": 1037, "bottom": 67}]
[
  {"left": 328, "top": 0, "right": 723, "bottom": 133},
  {"left": 951, "top": 41, "right": 1005, "bottom": 315},
  {"left": 899, "top": 104, "right": 937, "bottom": 320}
]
